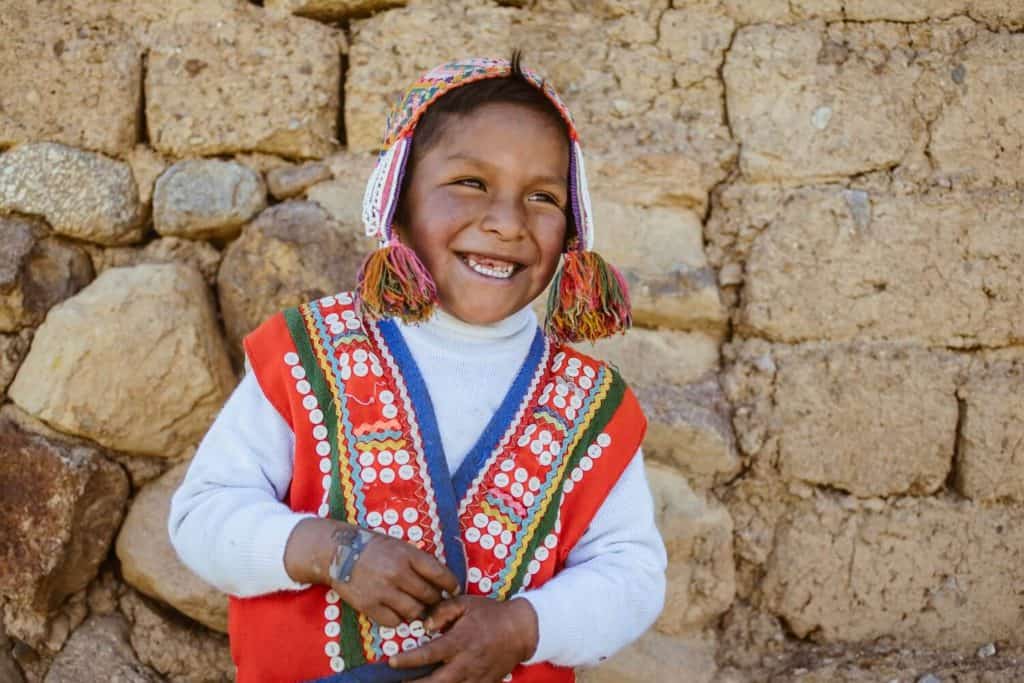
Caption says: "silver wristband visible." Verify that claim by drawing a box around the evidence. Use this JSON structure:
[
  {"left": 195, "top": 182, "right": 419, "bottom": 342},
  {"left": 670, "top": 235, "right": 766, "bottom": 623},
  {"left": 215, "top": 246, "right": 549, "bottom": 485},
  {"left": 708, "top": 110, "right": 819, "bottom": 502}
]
[{"left": 328, "top": 526, "right": 375, "bottom": 584}]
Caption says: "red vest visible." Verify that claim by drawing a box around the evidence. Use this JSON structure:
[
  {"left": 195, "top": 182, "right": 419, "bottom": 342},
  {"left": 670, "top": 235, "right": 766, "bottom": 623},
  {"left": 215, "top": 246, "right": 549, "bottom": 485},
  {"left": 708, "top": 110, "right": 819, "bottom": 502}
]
[{"left": 229, "top": 293, "right": 646, "bottom": 683}]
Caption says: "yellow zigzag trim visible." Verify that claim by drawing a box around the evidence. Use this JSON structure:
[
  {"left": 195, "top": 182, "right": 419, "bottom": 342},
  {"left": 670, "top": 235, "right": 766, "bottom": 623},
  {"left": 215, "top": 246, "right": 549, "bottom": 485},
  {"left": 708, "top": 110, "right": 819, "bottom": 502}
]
[
  {"left": 300, "top": 306, "right": 376, "bottom": 657},
  {"left": 497, "top": 367, "right": 613, "bottom": 600},
  {"left": 355, "top": 438, "right": 405, "bottom": 451},
  {"left": 536, "top": 411, "right": 568, "bottom": 432},
  {"left": 480, "top": 500, "right": 516, "bottom": 532}
]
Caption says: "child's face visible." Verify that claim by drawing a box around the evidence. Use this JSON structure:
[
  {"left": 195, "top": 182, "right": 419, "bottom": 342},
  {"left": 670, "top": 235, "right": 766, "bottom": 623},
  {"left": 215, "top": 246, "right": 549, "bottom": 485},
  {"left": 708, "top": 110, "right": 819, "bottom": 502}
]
[{"left": 395, "top": 102, "right": 569, "bottom": 325}]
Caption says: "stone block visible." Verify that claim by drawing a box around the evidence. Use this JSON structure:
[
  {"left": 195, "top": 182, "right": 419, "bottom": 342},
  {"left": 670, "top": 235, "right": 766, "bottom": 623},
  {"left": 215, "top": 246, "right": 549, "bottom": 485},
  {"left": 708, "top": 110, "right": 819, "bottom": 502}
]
[
  {"left": 146, "top": 10, "right": 340, "bottom": 158},
  {"left": 761, "top": 497, "right": 1024, "bottom": 647},
  {"left": 578, "top": 630, "right": 717, "bottom": 683},
  {"left": 43, "top": 615, "right": 160, "bottom": 683},
  {"left": 154, "top": 159, "right": 267, "bottom": 241},
  {"left": 9, "top": 264, "right": 236, "bottom": 458},
  {"left": 715, "top": 185, "right": 1024, "bottom": 347},
  {"left": 725, "top": 341, "right": 961, "bottom": 497},
  {"left": 956, "top": 355, "right": 1024, "bottom": 502},
  {"left": 0, "top": 330, "right": 32, "bottom": 397},
  {"left": 120, "top": 590, "right": 234, "bottom": 682},
  {"left": 646, "top": 462, "right": 735, "bottom": 634},
  {"left": 0, "top": 419, "right": 129, "bottom": 617},
  {"left": 267, "top": 161, "right": 332, "bottom": 200},
  {"left": 305, "top": 150, "right": 378, "bottom": 233},
  {"left": 0, "top": 8, "right": 141, "bottom": 157},
  {"left": 931, "top": 32, "right": 1024, "bottom": 188},
  {"left": 265, "top": 0, "right": 406, "bottom": 20},
  {"left": 218, "top": 201, "right": 366, "bottom": 359},
  {"left": 595, "top": 201, "right": 727, "bottom": 335},
  {"left": 592, "top": 330, "right": 738, "bottom": 489},
  {"left": 117, "top": 463, "right": 227, "bottom": 633},
  {"left": 0, "top": 143, "right": 144, "bottom": 245},
  {"left": 89, "top": 237, "right": 223, "bottom": 287},
  {"left": 724, "top": 22, "right": 918, "bottom": 182},
  {"left": 0, "top": 214, "right": 94, "bottom": 332}
]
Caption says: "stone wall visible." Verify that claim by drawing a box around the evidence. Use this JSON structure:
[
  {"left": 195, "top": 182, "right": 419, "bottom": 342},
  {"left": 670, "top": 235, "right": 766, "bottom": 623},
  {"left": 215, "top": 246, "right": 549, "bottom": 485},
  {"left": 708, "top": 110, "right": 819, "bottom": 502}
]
[{"left": 1, "top": 0, "right": 1022, "bottom": 681}]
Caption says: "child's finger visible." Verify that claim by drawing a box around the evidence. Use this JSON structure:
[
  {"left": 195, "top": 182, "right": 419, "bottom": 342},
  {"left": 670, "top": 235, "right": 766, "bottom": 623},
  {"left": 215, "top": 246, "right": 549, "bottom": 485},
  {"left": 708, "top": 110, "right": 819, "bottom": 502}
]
[
  {"left": 387, "top": 631, "right": 457, "bottom": 670},
  {"left": 423, "top": 599, "right": 465, "bottom": 634},
  {"left": 366, "top": 604, "right": 404, "bottom": 628},
  {"left": 397, "top": 571, "right": 444, "bottom": 607},
  {"left": 409, "top": 552, "right": 460, "bottom": 594},
  {"left": 385, "top": 590, "right": 427, "bottom": 623}
]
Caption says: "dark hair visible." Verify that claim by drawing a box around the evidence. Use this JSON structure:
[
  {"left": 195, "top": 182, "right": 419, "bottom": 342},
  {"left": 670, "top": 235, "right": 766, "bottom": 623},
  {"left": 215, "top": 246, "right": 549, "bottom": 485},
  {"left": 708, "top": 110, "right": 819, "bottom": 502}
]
[{"left": 395, "top": 52, "right": 574, "bottom": 237}]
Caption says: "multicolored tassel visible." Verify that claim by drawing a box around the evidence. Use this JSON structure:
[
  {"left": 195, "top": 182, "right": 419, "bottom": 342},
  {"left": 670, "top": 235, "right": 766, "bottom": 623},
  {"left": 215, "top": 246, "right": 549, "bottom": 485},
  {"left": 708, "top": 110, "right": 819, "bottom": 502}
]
[
  {"left": 356, "top": 238, "right": 438, "bottom": 324},
  {"left": 544, "top": 250, "right": 632, "bottom": 344}
]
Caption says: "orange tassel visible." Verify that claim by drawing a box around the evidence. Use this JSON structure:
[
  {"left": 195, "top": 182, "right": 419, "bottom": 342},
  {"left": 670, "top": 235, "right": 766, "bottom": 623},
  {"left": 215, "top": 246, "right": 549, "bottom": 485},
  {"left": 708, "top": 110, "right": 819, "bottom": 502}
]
[
  {"left": 356, "top": 241, "right": 438, "bottom": 324},
  {"left": 544, "top": 251, "right": 632, "bottom": 344}
]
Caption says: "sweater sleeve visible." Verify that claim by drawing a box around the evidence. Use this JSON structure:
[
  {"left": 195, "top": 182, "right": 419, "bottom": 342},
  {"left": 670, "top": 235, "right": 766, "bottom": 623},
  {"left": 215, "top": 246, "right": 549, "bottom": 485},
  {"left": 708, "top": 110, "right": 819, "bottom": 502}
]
[
  {"left": 168, "top": 370, "right": 314, "bottom": 597},
  {"left": 515, "top": 447, "right": 667, "bottom": 668}
]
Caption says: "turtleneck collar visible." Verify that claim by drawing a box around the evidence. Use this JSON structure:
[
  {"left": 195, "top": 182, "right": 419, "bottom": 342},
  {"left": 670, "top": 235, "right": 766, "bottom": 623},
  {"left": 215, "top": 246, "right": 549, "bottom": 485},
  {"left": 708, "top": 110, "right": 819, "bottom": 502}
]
[{"left": 394, "top": 305, "right": 537, "bottom": 352}]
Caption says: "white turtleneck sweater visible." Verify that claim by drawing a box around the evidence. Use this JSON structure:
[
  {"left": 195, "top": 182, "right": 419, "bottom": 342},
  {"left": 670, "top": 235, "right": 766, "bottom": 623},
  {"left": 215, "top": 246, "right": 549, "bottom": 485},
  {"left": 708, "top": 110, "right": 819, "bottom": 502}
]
[{"left": 169, "top": 307, "right": 666, "bottom": 668}]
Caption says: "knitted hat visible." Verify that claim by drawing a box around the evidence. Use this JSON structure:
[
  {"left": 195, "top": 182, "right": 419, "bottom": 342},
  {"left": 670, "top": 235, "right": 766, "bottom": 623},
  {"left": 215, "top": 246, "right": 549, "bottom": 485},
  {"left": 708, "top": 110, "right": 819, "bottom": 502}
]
[{"left": 357, "top": 56, "right": 631, "bottom": 343}]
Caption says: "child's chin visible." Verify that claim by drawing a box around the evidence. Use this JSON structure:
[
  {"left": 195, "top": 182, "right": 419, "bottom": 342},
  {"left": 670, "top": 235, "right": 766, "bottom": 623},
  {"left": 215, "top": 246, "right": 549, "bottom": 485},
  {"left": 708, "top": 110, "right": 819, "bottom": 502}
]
[{"left": 443, "top": 300, "right": 517, "bottom": 326}]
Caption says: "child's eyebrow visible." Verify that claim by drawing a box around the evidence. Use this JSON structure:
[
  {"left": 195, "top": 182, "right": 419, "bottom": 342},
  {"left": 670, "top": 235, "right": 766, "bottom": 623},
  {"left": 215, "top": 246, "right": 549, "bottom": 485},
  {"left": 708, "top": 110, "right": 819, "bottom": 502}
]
[{"left": 443, "top": 152, "right": 567, "bottom": 188}]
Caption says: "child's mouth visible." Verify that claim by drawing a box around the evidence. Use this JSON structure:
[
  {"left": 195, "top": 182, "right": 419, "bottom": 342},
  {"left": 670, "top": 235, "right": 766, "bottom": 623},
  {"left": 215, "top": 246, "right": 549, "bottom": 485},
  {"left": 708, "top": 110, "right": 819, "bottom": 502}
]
[{"left": 460, "top": 253, "right": 521, "bottom": 280}]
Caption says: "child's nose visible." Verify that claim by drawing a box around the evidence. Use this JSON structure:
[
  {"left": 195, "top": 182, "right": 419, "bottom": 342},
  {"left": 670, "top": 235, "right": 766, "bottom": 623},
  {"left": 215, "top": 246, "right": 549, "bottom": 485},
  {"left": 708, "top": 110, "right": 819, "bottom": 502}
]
[{"left": 480, "top": 196, "right": 527, "bottom": 239}]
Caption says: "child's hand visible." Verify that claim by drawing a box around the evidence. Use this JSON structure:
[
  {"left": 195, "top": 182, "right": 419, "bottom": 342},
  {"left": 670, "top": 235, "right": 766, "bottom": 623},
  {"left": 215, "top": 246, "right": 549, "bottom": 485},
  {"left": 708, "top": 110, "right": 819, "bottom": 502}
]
[
  {"left": 284, "top": 518, "right": 459, "bottom": 627},
  {"left": 387, "top": 595, "right": 539, "bottom": 682},
  {"left": 338, "top": 532, "right": 460, "bottom": 627}
]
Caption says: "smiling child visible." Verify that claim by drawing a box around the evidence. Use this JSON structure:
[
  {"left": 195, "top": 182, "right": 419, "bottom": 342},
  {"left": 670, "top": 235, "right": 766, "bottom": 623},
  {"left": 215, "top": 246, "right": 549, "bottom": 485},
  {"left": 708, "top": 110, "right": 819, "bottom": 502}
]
[{"left": 170, "top": 55, "right": 666, "bottom": 683}]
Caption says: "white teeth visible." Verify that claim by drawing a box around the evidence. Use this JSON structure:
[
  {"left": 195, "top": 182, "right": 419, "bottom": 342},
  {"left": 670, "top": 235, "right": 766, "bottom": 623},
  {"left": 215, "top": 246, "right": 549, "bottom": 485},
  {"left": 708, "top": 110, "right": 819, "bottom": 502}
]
[{"left": 465, "top": 255, "right": 515, "bottom": 279}]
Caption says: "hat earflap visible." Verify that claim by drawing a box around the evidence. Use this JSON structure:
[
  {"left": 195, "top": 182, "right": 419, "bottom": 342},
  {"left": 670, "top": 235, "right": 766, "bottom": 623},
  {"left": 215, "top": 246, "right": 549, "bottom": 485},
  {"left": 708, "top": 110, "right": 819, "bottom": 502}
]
[
  {"left": 356, "top": 135, "right": 439, "bottom": 324},
  {"left": 544, "top": 141, "right": 632, "bottom": 344}
]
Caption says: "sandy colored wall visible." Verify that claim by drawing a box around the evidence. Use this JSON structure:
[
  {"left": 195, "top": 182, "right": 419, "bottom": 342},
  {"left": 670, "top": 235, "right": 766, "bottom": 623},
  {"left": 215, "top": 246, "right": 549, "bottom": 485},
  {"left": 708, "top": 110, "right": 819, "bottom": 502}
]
[{"left": 1, "top": 0, "right": 1023, "bottom": 681}]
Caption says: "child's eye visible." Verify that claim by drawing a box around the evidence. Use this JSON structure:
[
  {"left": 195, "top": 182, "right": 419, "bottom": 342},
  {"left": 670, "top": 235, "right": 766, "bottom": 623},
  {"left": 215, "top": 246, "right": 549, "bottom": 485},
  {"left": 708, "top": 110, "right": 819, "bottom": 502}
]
[
  {"left": 529, "top": 192, "right": 561, "bottom": 206},
  {"left": 455, "top": 178, "right": 485, "bottom": 190}
]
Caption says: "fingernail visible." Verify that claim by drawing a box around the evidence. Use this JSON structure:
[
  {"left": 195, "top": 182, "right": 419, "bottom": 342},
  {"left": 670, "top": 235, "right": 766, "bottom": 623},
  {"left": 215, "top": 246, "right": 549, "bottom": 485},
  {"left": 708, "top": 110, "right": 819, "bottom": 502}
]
[{"left": 424, "top": 618, "right": 434, "bottom": 632}]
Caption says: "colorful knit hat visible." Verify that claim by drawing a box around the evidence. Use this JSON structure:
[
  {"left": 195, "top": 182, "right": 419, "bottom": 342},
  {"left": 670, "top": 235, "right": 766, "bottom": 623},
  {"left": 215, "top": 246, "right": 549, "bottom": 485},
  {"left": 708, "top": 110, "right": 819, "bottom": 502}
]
[{"left": 357, "top": 56, "right": 631, "bottom": 343}]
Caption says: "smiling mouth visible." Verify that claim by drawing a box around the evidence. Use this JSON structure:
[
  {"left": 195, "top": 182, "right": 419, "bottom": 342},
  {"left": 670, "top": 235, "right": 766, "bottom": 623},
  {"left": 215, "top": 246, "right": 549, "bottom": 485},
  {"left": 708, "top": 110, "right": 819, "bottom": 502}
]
[{"left": 460, "top": 253, "right": 523, "bottom": 280}]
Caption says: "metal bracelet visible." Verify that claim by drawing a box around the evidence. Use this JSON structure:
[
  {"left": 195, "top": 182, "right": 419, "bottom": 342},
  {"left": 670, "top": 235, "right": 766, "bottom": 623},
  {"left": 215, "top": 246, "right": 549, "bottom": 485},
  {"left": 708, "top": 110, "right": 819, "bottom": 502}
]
[{"left": 328, "top": 526, "right": 374, "bottom": 584}]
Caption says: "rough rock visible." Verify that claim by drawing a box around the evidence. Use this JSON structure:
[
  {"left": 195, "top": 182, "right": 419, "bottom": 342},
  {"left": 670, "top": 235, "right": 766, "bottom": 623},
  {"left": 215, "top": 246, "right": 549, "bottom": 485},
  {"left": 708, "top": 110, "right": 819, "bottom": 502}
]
[
  {"left": 43, "top": 614, "right": 160, "bottom": 683},
  {"left": 154, "top": 159, "right": 267, "bottom": 241},
  {"left": 596, "top": 201, "right": 727, "bottom": 335},
  {"left": 146, "top": 9, "right": 340, "bottom": 158},
  {"left": 646, "top": 462, "right": 735, "bottom": 634},
  {"left": 930, "top": 32, "right": 1024, "bottom": 188},
  {"left": 760, "top": 496, "right": 1024, "bottom": 647},
  {"left": 8, "top": 264, "right": 236, "bottom": 458},
  {"left": 0, "top": 622, "right": 25, "bottom": 683},
  {"left": 578, "top": 630, "right": 718, "bottom": 683},
  {"left": 719, "top": 0, "right": 1024, "bottom": 30},
  {"left": 0, "top": 143, "right": 144, "bottom": 245},
  {"left": 121, "top": 591, "right": 234, "bottom": 683},
  {"left": 0, "top": 214, "right": 94, "bottom": 332},
  {"left": 724, "top": 22, "right": 919, "bottom": 183},
  {"left": 0, "top": 418, "right": 128, "bottom": 627},
  {"left": 218, "top": 200, "right": 365, "bottom": 358},
  {"left": 266, "top": 161, "right": 332, "bottom": 200},
  {"left": 117, "top": 463, "right": 228, "bottom": 633},
  {"left": 592, "top": 330, "right": 738, "bottom": 489},
  {"left": 125, "top": 145, "right": 170, "bottom": 209},
  {"left": 725, "top": 341, "right": 961, "bottom": 497},
  {"left": 0, "top": 330, "right": 32, "bottom": 397},
  {"left": 265, "top": 0, "right": 406, "bottom": 20},
  {"left": 708, "top": 185, "right": 1024, "bottom": 347},
  {"left": 89, "top": 237, "right": 223, "bottom": 287},
  {"left": 0, "top": 8, "right": 141, "bottom": 157},
  {"left": 0, "top": 402, "right": 172, "bottom": 493},
  {"left": 956, "top": 354, "right": 1024, "bottom": 502},
  {"left": 304, "top": 150, "right": 378, "bottom": 234}
]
